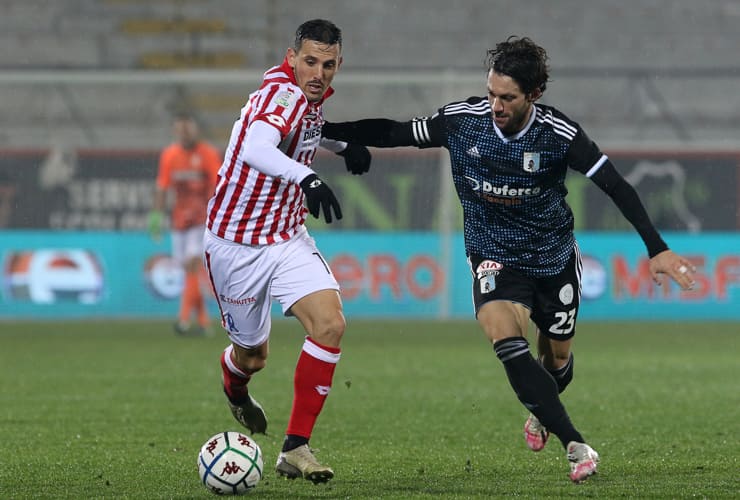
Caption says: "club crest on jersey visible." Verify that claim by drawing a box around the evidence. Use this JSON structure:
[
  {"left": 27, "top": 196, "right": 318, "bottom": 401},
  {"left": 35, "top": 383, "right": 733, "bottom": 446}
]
[
  {"left": 523, "top": 152, "right": 540, "bottom": 172},
  {"left": 476, "top": 260, "right": 503, "bottom": 294}
]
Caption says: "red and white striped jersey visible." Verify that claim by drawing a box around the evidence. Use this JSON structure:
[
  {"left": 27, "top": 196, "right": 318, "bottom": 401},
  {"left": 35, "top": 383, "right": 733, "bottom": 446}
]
[{"left": 206, "top": 57, "right": 334, "bottom": 245}]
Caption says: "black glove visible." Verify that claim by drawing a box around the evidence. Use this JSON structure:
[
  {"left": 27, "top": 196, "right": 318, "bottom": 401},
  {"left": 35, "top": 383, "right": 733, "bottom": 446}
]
[
  {"left": 338, "top": 143, "right": 371, "bottom": 175},
  {"left": 299, "top": 174, "right": 342, "bottom": 223}
]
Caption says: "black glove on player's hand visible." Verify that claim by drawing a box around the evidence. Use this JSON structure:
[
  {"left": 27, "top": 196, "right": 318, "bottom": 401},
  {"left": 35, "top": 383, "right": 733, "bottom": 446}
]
[
  {"left": 299, "top": 174, "right": 342, "bottom": 223},
  {"left": 338, "top": 143, "right": 371, "bottom": 175}
]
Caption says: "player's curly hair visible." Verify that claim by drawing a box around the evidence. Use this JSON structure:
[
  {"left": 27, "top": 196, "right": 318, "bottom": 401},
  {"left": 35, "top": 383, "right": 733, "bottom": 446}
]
[
  {"left": 486, "top": 36, "right": 550, "bottom": 95},
  {"left": 294, "top": 19, "right": 342, "bottom": 50}
]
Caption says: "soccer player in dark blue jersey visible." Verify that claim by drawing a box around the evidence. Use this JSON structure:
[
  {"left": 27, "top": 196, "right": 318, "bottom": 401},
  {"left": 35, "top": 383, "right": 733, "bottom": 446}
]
[{"left": 323, "top": 36, "right": 697, "bottom": 483}]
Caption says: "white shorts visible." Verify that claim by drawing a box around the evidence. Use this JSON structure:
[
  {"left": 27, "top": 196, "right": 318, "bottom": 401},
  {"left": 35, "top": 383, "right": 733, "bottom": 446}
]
[
  {"left": 171, "top": 225, "right": 205, "bottom": 265},
  {"left": 203, "top": 227, "right": 340, "bottom": 348}
]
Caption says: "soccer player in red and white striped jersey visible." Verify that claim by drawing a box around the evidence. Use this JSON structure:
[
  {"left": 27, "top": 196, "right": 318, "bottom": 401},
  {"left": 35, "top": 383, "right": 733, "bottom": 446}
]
[{"left": 203, "top": 19, "right": 370, "bottom": 485}]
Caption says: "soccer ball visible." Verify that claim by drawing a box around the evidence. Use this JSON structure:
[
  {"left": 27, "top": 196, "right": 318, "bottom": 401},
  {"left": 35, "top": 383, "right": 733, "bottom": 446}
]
[{"left": 198, "top": 431, "right": 263, "bottom": 495}]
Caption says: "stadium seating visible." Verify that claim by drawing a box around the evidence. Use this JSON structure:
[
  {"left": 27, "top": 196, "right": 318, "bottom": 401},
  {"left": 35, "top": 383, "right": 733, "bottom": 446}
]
[{"left": 0, "top": 0, "right": 737, "bottom": 149}]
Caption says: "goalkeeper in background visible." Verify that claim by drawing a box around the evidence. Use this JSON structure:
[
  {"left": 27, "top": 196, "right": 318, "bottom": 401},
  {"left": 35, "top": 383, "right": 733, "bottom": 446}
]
[{"left": 148, "top": 113, "right": 221, "bottom": 335}]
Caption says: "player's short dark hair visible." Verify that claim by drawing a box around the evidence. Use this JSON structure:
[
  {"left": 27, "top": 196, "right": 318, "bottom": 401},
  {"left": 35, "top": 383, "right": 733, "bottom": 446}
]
[
  {"left": 486, "top": 36, "right": 550, "bottom": 95},
  {"left": 294, "top": 19, "right": 342, "bottom": 51}
]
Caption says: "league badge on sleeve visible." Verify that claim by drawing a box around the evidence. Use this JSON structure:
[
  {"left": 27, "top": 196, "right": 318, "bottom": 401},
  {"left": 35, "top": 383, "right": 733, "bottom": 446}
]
[
  {"left": 275, "top": 90, "right": 295, "bottom": 108},
  {"left": 523, "top": 152, "right": 540, "bottom": 172}
]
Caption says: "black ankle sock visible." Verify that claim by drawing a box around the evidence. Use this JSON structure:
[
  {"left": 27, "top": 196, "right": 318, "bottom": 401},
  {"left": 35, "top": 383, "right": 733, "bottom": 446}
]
[
  {"left": 282, "top": 434, "right": 309, "bottom": 452},
  {"left": 494, "top": 337, "right": 584, "bottom": 448},
  {"left": 545, "top": 353, "right": 574, "bottom": 394}
]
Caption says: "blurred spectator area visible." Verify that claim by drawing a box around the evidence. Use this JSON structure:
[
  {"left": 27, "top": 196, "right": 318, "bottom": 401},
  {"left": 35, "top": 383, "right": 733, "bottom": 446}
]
[
  {"left": 2, "top": 0, "right": 740, "bottom": 71},
  {"left": 0, "top": 0, "right": 739, "bottom": 150}
]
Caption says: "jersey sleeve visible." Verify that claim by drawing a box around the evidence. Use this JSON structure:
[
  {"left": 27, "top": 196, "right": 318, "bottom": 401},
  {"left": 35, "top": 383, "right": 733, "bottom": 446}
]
[
  {"left": 409, "top": 113, "right": 446, "bottom": 149},
  {"left": 564, "top": 128, "right": 608, "bottom": 176},
  {"left": 252, "top": 83, "right": 308, "bottom": 138},
  {"left": 567, "top": 129, "right": 669, "bottom": 257},
  {"left": 321, "top": 113, "right": 445, "bottom": 149}
]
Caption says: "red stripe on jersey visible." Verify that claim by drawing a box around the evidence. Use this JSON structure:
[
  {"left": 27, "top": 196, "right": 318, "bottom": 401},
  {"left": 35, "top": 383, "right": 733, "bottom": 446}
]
[
  {"left": 254, "top": 86, "right": 290, "bottom": 135},
  {"left": 285, "top": 96, "right": 306, "bottom": 130},
  {"left": 266, "top": 182, "right": 295, "bottom": 244},
  {"left": 234, "top": 169, "right": 266, "bottom": 243},
  {"left": 286, "top": 123, "right": 303, "bottom": 158},
  {"left": 250, "top": 177, "right": 282, "bottom": 245},
  {"left": 209, "top": 114, "right": 249, "bottom": 236},
  {"left": 280, "top": 184, "right": 305, "bottom": 236}
]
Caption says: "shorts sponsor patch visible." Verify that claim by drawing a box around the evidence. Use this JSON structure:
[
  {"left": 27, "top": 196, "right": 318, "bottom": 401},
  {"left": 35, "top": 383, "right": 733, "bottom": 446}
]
[
  {"left": 480, "top": 272, "right": 497, "bottom": 293},
  {"left": 476, "top": 260, "right": 502, "bottom": 294},
  {"left": 476, "top": 259, "right": 503, "bottom": 273},
  {"left": 559, "top": 283, "right": 574, "bottom": 305}
]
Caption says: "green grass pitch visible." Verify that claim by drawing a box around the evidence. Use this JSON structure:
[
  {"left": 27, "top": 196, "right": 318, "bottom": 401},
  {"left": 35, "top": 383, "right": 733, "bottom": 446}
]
[{"left": 0, "top": 319, "right": 737, "bottom": 498}]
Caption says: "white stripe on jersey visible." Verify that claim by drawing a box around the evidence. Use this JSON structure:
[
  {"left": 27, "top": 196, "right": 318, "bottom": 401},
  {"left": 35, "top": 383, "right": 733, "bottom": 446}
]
[
  {"left": 412, "top": 118, "right": 431, "bottom": 144},
  {"left": 536, "top": 108, "right": 578, "bottom": 140},
  {"left": 585, "top": 154, "right": 609, "bottom": 178},
  {"left": 445, "top": 100, "right": 490, "bottom": 116},
  {"left": 207, "top": 65, "right": 321, "bottom": 246},
  {"left": 573, "top": 241, "right": 583, "bottom": 300}
]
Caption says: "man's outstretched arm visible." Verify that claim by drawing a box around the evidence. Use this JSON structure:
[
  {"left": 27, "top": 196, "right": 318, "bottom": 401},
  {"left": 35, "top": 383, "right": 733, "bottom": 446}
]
[{"left": 323, "top": 117, "right": 442, "bottom": 148}]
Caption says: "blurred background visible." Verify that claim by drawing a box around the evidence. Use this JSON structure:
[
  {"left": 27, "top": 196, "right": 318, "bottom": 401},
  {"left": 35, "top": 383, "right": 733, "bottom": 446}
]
[{"left": 1, "top": 0, "right": 738, "bottom": 321}]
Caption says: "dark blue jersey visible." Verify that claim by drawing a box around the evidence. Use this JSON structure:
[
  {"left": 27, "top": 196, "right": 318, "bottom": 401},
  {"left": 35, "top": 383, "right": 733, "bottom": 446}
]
[
  {"left": 413, "top": 97, "right": 608, "bottom": 277},
  {"left": 321, "top": 99, "right": 668, "bottom": 271}
]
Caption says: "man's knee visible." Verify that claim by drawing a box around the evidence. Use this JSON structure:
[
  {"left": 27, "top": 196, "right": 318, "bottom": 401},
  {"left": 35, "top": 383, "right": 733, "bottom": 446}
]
[
  {"left": 232, "top": 344, "right": 268, "bottom": 373},
  {"left": 311, "top": 312, "right": 346, "bottom": 347}
]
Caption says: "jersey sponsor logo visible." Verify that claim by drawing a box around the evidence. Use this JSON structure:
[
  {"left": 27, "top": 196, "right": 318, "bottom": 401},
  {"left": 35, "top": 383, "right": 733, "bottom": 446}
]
[
  {"left": 303, "top": 127, "right": 321, "bottom": 141},
  {"left": 171, "top": 169, "right": 206, "bottom": 181},
  {"left": 465, "top": 176, "right": 542, "bottom": 197},
  {"left": 523, "top": 152, "right": 540, "bottom": 172},
  {"left": 466, "top": 146, "right": 481, "bottom": 158}
]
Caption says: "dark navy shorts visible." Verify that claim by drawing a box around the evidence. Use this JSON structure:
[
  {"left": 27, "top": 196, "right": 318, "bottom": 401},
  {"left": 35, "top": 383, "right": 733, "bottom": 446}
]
[{"left": 469, "top": 247, "right": 582, "bottom": 340}]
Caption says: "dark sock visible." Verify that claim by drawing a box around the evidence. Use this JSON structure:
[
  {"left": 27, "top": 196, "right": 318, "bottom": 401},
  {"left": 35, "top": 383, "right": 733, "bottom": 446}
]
[
  {"left": 282, "top": 434, "right": 309, "bottom": 452},
  {"left": 494, "top": 337, "right": 584, "bottom": 448},
  {"left": 545, "top": 353, "right": 574, "bottom": 394}
]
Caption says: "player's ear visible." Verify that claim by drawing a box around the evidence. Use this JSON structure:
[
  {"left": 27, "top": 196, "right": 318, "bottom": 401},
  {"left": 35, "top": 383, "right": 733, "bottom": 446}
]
[
  {"left": 286, "top": 47, "right": 297, "bottom": 67},
  {"left": 528, "top": 88, "right": 543, "bottom": 102}
]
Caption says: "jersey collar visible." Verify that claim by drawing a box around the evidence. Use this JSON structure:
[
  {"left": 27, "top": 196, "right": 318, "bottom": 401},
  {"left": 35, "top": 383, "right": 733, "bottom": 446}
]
[{"left": 493, "top": 103, "right": 538, "bottom": 142}]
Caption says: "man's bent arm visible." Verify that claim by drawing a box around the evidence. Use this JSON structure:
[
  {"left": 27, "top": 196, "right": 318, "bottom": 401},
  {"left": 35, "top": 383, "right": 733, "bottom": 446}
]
[{"left": 589, "top": 162, "right": 668, "bottom": 257}]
